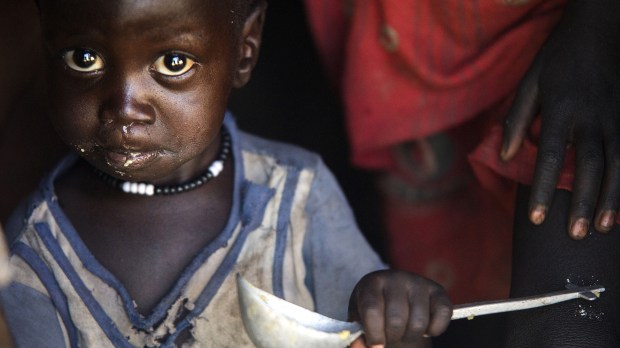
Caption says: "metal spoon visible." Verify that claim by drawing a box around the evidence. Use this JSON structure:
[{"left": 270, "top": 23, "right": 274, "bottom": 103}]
[{"left": 236, "top": 275, "right": 604, "bottom": 348}]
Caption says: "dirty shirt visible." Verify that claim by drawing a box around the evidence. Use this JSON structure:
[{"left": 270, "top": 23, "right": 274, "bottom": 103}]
[{"left": 1, "top": 115, "right": 385, "bottom": 347}]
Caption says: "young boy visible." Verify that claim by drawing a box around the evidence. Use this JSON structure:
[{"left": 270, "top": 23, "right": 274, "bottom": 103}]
[{"left": 0, "top": 0, "right": 452, "bottom": 347}]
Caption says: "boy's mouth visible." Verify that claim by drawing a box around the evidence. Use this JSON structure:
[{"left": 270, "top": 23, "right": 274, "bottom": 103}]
[{"left": 104, "top": 150, "right": 159, "bottom": 170}]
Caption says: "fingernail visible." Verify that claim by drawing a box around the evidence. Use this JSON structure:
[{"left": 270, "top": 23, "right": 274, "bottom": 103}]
[
  {"left": 423, "top": 334, "right": 430, "bottom": 338},
  {"left": 500, "top": 141, "right": 512, "bottom": 161},
  {"left": 371, "top": 345, "right": 384, "bottom": 348},
  {"left": 597, "top": 210, "right": 615, "bottom": 232},
  {"left": 570, "top": 218, "right": 589, "bottom": 239},
  {"left": 500, "top": 147, "right": 508, "bottom": 161},
  {"left": 530, "top": 205, "right": 547, "bottom": 225}
]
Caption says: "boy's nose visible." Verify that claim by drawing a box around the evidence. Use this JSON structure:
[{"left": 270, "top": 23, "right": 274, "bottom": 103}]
[{"left": 100, "top": 73, "right": 157, "bottom": 126}]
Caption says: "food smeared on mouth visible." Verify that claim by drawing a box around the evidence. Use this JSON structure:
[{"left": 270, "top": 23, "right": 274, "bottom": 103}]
[{"left": 105, "top": 150, "right": 159, "bottom": 169}]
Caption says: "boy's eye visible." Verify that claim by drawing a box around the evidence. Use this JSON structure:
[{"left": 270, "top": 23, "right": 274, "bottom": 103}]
[
  {"left": 152, "top": 53, "right": 195, "bottom": 76},
  {"left": 63, "top": 48, "right": 104, "bottom": 72}
]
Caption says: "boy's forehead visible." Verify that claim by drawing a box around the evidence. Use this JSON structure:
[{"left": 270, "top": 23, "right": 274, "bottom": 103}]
[{"left": 42, "top": 0, "right": 236, "bottom": 33}]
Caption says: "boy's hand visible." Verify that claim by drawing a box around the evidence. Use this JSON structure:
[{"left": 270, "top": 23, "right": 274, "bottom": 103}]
[
  {"left": 501, "top": 0, "right": 620, "bottom": 239},
  {"left": 348, "top": 270, "right": 452, "bottom": 347}
]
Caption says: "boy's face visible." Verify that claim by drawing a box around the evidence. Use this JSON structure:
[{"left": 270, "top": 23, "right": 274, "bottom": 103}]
[{"left": 41, "top": 0, "right": 262, "bottom": 184}]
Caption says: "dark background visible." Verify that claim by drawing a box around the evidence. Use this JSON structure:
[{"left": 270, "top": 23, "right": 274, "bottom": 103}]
[{"left": 227, "top": 0, "right": 386, "bottom": 258}]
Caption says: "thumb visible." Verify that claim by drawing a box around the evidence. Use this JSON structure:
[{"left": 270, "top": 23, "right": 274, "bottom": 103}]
[{"left": 501, "top": 61, "right": 541, "bottom": 161}]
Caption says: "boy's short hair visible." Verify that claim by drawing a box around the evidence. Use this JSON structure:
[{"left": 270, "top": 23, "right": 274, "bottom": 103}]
[
  {"left": 35, "top": 0, "right": 264, "bottom": 21},
  {"left": 232, "top": 0, "right": 263, "bottom": 27}
]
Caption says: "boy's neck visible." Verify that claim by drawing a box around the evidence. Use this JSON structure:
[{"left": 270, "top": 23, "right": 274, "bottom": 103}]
[{"left": 91, "top": 127, "right": 231, "bottom": 196}]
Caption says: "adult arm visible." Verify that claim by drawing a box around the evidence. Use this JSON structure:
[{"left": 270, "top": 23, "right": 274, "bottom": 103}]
[{"left": 502, "top": 0, "right": 620, "bottom": 239}]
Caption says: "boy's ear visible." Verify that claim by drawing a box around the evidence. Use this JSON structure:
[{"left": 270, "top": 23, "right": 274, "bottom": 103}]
[{"left": 233, "top": 2, "right": 267, "bottom": 88}]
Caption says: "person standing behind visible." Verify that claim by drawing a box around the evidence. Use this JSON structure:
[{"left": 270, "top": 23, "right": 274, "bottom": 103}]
[{"left": 305, "top": 1, "right": 620, "bottom": 346}]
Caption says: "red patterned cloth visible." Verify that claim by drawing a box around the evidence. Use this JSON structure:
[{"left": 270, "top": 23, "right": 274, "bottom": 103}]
[
  {"left": 304, "top": 0, "right": 571, "bottom": 302},
  {"left": 470, "top": 118, "right": 574, "bottom": 205},
  {"left": 305, "top": 0, "right": 566, "bottom": 169}
]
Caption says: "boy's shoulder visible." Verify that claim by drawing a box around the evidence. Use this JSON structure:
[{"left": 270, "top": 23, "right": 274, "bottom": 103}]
[
  {"left": 237, "top": 129, "right": 325, "bottom": 172},
  {"left": 3, "top": 190, "right": 46, "bottom": 247}
]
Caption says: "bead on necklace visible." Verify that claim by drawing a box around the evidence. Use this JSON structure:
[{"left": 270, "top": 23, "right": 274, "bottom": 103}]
[{"left": 93, "top": 127, "right": 231, "bottom": 196}]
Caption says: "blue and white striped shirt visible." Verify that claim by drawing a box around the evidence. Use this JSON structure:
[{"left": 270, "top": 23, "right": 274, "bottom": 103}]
[{"left": 2, "top": 114, "right": 385, "bottom": 347}]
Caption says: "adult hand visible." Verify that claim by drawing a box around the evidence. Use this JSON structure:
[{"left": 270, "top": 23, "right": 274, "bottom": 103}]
[{"left": 501, "top": 0, "right": 620, "bottom": 239}]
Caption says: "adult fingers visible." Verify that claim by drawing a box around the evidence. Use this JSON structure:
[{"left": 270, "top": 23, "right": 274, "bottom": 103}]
[
  {"left": 594, "top": 134, "right": 620, "bottom": 232},
  {"left": 569, "top": 128, "right": 604, "bottom": 239},
  {"left": 528, "top": 109, "right": 568, "bottom": 225},
  {"left": 501, "top": 58, "right": 542, "bottom": 161}
]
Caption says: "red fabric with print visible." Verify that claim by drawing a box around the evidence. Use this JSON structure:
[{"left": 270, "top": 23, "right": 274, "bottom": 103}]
[
  {"left": 305, "top": 0, "right": 566, "bottom": 169},
  {"left": 304, "top": 0, "right": 573, "bottom": 302}
]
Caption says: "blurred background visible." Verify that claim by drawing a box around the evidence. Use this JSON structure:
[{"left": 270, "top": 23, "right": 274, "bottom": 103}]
[{"left": 228, "top": 1, "right": 386, "bottom": 259}]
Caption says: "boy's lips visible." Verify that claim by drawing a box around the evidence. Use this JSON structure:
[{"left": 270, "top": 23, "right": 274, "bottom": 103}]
[{"left": 104, "top": 149, "right": 159, "bottom": 169}]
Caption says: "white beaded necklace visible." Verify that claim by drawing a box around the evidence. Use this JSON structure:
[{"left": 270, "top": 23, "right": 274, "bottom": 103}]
[{"left": 93, "top": 128, "right": 231, "bottom": 196}]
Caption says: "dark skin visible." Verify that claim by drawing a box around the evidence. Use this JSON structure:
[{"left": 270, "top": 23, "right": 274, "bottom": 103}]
[
  {"left": 349, "top": 271, "right": 452, "bottom": 348},
  {"left": 40, "top": 0, "right": 453, "bottom": 346},
  {"left": 502, "top": 0, "right": 620, "bottom": 240},
  {"left": 56, "top": 161, "right": 234, "bottom": 314}
]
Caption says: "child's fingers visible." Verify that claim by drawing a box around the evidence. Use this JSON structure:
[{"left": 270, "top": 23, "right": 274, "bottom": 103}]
[
  {"left": 348, "top": 337, "right": 366, "bottom": 348},
  {"left": 355, "top": 284, "right": 387, "bottom": 346},
  {"left": 403, "top": 285, "right": 430, "bottom": 340},
  {"left": 382, "top": 286, "right": 410, "bottom": 343},
  {"left": 426, "top": 290, "right": 453, "bottom": 336}
]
